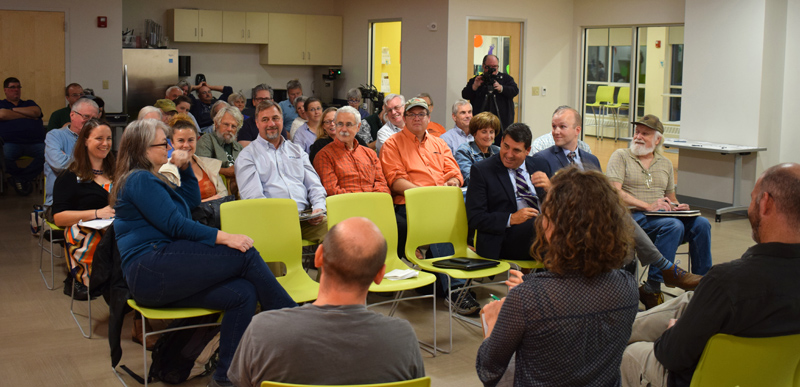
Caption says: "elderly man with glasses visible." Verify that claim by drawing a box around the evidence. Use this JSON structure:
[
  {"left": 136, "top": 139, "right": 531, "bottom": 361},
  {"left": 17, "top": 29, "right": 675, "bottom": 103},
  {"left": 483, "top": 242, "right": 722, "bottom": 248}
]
[
  {"left": 43, "top": 97, "right": 99, "bottom": 217},
  {"left": 1, "top": 77, "right": 46, "bottom": 196}
]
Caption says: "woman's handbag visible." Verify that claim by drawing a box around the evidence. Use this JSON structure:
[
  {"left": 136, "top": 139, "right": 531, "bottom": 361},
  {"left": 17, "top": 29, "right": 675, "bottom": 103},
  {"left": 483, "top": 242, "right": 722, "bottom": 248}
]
[{"left": 190, "top": 195, "right": 236, "bottom": 229}]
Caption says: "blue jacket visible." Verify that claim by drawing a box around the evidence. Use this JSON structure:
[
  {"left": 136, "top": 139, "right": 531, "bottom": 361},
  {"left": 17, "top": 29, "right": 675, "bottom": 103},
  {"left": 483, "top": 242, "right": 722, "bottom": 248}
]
[
  {"left": 531, "top": 144, "right": 602, "bottom": 178},
  {"left": 454, "top": 141, "right": 500, "bottom": 187},
  {"left": 115, "top": 167, "right": 217, "bottom": 271}
]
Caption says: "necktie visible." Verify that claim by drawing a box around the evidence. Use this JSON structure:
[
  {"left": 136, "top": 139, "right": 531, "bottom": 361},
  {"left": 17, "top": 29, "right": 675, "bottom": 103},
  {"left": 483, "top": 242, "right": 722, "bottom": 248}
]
[
  {"left": 514, "top": 168, "right": 538, "bottom": 209},
  {"left": 567, "top": 151, "right": 576, "bottom": 164}
]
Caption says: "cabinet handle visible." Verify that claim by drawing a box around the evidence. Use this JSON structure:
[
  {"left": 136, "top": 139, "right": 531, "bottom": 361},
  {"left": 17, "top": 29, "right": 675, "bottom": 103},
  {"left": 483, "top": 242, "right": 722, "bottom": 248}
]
[
  {"left": 194, "top": 28, "right": 197, "bottom": 37},
  {"left": 247, "top": 30, "right": 250, "bottom": 38},
  {"left": 302, "top": 52, "right": 305, "bottom": 60},
  {"left": 200, "top": 28, "right": 203, "bottom": 37},
  {"left": 242, "top": 29, "right": 244, "bottom": 38},
  {"left": 308, "top": 51, "right": 311, "bottom": 60}
]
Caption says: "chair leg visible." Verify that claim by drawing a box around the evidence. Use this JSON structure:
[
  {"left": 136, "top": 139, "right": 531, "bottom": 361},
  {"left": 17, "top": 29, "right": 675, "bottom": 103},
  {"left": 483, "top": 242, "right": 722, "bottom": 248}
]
[
  {"left": 70, "top": 276, "right": 93, "bottom": 339},
  {"left": 141, "top": 313, "right": 149, "bottom": 387},
  {"left": 38, "top": 230, "right": 54, "bottom": 290}
]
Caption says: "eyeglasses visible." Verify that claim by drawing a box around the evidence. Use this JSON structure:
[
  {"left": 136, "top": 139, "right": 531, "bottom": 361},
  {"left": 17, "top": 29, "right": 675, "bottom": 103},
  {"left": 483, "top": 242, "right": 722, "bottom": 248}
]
[
  {"left": 335, "top": 121, "right": 358, "bottom": 128},
  {"left": 323, "top": 120, "right": 336, "bottom": 125},
  {"left": 405, "top": 113, "right": 428, "bottom": 119},
  {"left": 5, "top": 85, "right": 21, "bottom": 89},
  {"left": 307, "top": 107, "right": 322, "bottom": 112},
  {"left": 484, "top": 65, "right": 499, "bottom": 70},
  {"left": 253, "top": 97, "right": 272, "bottom": 102},
  {"left": 347, "top": 99, "right": 360, "bottom": 104},
  {"left": 149, "top": 142, "right": 172, "bottom": 149},
  {"left": 72, "top": 111, "right": 94, "bottom": 121},
  {"left": 388, "top": 105, "right": 404, "bottom": 113}
]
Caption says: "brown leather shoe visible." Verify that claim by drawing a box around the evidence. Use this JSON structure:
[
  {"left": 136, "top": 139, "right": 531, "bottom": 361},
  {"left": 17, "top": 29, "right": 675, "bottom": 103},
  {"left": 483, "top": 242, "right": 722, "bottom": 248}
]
[
  {"left": 639, "top": 285, "right": 664, "bottom": 310},
  {"left": 661, "top": 265, "right": 702, "bottom": 291},
  {"left": 132, "top": 317, "right": 160, "bottom": 350}
]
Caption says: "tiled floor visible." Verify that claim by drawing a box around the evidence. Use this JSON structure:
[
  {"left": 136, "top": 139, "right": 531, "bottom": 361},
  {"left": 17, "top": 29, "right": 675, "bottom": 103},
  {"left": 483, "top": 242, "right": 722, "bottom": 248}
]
[{"left": 0, "top": 138, "right": 755, "bottom": 385}]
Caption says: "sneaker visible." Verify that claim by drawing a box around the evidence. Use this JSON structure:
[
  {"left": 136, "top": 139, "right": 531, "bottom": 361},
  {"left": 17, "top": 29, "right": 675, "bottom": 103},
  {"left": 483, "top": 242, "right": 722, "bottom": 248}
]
[{"left": 445, "top": 289, "right": 481, "bottom": 316}]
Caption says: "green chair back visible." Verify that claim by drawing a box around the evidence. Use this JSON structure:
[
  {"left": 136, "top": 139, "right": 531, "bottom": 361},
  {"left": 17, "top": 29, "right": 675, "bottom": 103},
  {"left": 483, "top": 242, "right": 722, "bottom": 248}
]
[
  {"left": 689, "top": 333, "right": 800, "bottom": 387},
  {"left": 221, "top": 198, "right": 319, "bottom": 303},
  {"left": 587, "top": 85, "right": 615, "bottom": 106},
  {"left": 261, "top": 376, "right": 431, "bottom": 387}
]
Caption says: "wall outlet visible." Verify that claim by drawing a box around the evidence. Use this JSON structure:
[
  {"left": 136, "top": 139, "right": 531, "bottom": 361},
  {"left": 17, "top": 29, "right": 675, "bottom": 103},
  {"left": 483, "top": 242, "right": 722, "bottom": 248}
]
[
  {"left": 102, "top": 80, "right": 109, "bottom": 89},
  {"left": 532, "top": 86, "right": 540, "bottom": 96}
]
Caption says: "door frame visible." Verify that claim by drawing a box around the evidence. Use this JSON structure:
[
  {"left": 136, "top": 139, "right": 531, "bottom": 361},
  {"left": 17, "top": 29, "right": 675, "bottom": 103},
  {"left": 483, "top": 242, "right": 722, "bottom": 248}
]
[{"left": 466, "top": 16, "right": 526, "bottom": 124}]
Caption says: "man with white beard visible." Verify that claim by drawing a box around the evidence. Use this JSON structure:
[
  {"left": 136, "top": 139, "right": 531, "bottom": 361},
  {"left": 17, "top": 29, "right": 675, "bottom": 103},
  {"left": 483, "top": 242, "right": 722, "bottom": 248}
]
[{"left": 606, "top": 114, "right": 712, "bottom": 309}]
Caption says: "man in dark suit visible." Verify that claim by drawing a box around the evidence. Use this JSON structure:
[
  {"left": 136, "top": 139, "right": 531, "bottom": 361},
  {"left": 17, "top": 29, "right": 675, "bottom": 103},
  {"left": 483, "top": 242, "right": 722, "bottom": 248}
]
[{"left": 466, "top": 123, "right": 548, "bottom": 260}]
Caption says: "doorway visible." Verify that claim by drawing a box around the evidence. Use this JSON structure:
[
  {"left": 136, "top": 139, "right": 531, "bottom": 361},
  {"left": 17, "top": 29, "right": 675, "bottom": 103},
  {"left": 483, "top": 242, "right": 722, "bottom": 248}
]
[
  {"left": 467, "top": 20, "right": 523, "bottom": 123},
  {"left": 369, "top": 20, "right": 402, "bottom": 101},
  {"left": 0, "top": 10, "right": 66, "bottom": 119}
]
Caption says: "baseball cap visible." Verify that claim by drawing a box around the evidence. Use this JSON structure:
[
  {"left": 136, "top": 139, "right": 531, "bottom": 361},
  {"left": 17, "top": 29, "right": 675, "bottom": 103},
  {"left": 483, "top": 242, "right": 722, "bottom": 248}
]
[
  {"left": 404, "top": 97, "right": 429, "bottom": 113},
  {"left": 154, "top": 99, "right": 177, "bottom": 113},
  {"left": 631, "top": 114, "right": 664, "bottom": 134}
]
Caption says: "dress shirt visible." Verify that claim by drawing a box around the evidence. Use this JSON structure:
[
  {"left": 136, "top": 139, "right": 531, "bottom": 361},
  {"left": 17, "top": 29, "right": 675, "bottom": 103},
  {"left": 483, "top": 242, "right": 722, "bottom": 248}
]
[
  {"left": 44, "top": 126, "right": 79, "bottom": 206},
  {"left": 440, "top": 127, "right": 473, "bottom": 154},
  {"left": 506, "top": 167, "right": 537, "bottom": 211},
  {"left": 375, "top": 121, "right": 403, "bottom": 154},
  {"left": 235, "top": 135, "right": 326, "bottom": 212},
  {"left": 529, "top": 132, "right": 593, "bottom": 155},
  {"left": 279, "top": 99, "right": 298, "bottom": 136},
  {"left": 312, "top": 138, "right": 390, "bottom": 196},
  {"left": 291, "top": 123, "right": 317, "bottom": 154},
  {"left": 379, "top": 127, "right": 463, "bottom": 205},
  {"left": 561, "top": 147, "right": 584, "bottom": 170}
]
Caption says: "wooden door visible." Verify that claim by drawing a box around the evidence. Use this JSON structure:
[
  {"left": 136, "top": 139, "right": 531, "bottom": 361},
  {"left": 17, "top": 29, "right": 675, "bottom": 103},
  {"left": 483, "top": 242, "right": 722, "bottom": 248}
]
[
  {"left": 306, "top": 15, "right": 342, "bottom": 65},
  {"left": 0, "top": 10, "right": 65, "bottom": 122},
  {"left": 467, "top": 20, "right": 523, "bottom": 123}
]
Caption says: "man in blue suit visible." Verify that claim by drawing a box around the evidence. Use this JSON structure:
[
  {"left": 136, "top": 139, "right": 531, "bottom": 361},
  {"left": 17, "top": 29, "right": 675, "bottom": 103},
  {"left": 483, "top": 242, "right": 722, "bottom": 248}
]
[
  {"left": 532, "top": 106, "right": 701, "bottom": 308},
  {"left": 466, "top": 123, "right": 548, "bottom": 261}
]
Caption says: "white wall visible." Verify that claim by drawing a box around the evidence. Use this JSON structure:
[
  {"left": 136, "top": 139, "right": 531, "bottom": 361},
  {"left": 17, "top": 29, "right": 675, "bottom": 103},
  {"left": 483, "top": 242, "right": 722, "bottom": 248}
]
[
  {"left": 122, "top": 0, "right": 339, "bottom": 102},
  {"left": 338, "top": 0, "right": 450, "bottom": 124},
  {"left": 446, "top": 0, "right": 574, "bottom": 136},
  {"left": 778, "top": 0, "right": 799, "bottom": 164},
  {"left": 3, "top": 1, "right": 124, "bottom": 112}
]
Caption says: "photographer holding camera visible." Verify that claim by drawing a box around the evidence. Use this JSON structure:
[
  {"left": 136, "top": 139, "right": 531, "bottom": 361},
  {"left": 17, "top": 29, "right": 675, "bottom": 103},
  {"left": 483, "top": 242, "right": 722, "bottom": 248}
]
[{"left": 462, "top": 54, "right": 519, "bottom": 145}]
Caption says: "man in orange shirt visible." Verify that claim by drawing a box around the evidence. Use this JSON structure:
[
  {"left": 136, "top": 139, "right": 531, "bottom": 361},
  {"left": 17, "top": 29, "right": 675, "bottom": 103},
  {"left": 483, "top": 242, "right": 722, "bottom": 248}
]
[
  {"left": 417, "top": 93, "right": 446, "bottom": 137},
  {"left": 313, "top": 106, "right": 390, "bottom": 196},
  {"left": 380, "top": 98, "right": 478, "bottom": 315}
]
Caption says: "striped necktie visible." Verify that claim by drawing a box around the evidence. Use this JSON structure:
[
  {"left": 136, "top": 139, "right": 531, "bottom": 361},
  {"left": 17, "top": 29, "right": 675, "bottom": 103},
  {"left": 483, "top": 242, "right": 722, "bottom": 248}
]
[
  {"left": 567, "top": 151, "right": 576, "bottom": 164},
  {"left": 514, "top": 168, "right": 538, "bottom": 209}
]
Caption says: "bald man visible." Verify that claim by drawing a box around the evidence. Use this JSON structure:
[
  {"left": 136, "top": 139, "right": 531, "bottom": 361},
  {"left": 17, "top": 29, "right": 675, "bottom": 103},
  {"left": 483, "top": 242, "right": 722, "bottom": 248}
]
[{"left": 228, "top": 217, "right": 425, "bottom": 387}]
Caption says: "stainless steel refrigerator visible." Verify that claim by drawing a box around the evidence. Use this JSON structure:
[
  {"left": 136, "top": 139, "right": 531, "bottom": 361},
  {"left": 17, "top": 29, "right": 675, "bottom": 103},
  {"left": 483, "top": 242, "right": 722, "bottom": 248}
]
[{"left": 122, "top": 49, "right": 179, "bottom": 116}]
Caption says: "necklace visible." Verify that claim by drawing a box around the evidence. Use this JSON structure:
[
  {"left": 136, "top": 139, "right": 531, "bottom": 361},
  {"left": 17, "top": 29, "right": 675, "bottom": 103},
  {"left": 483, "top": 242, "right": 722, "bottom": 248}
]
[{"left": 92, "top": 169, "right": 104, "bottom": 175}]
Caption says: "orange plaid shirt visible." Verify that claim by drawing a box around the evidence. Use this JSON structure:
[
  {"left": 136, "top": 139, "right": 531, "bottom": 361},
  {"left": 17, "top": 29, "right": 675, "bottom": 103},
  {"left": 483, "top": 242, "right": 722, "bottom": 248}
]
[
  {"left": 379, "top": 127, "right": 463, "bottom": 204},
  {"left": 312, "top": 138, "right": 390, "bottom": 196}
]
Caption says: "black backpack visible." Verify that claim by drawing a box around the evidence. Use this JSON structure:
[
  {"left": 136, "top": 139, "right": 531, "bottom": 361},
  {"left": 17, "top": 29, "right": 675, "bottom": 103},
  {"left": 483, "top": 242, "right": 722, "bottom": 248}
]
[{"left": 122, "top": 314, "right": 221, "bottom": 384}]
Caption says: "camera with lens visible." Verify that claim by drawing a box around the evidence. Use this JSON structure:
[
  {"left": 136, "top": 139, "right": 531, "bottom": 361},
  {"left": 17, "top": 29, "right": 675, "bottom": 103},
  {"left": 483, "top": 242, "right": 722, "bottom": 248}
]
[{"left": 481, "top": 67, "right": 499, "bottom": 90}]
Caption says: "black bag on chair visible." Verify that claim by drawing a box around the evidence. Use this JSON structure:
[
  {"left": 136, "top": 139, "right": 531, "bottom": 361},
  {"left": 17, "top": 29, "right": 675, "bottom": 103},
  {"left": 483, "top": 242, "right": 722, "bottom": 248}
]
[{"left": 190, "top": 195, "right": 235, "bottom": 229}]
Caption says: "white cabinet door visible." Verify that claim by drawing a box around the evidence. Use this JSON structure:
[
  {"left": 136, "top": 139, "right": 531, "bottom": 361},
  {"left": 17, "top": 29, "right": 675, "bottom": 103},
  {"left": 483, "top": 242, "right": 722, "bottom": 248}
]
[
  {"left": 306, "top": 15, "right": 342, "bottom": 65},
  {"left": 198, "top": 10, "right": 222, "bottom": 43},
  {"left": 172, "top": 9, "right": 199, "bottom": 42}
]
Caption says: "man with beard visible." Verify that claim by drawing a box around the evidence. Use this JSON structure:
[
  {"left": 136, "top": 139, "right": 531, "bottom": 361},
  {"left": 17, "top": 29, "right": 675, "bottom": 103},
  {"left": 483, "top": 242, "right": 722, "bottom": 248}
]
[
  {"left": 606, "top": 114, "right": 712, "bottom": 309},
  {"left": 620, "top": 162, "right": 800, "bottom": 387},
  {"left": 196, "top": 105, "right": 243, "bottom": 182},
  {"left": 236, "top": 100, "right": 327, "bottom": 243}
]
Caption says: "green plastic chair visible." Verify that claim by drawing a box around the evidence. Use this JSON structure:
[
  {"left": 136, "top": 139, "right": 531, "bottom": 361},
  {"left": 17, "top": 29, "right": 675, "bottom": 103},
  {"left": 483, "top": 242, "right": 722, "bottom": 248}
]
[
  {"left": 261, "top": 376, "right": 431, "bottom": 387},
  {"left": 472, "top": 230, "right": 544, "bottom": 271},
  {"left": 221, "top": 198, "right": 320, "bottom": 304},
  {"left": 326, "top": 192, "right": 440, "bottom": 355},
  {"left": 585, "top": 85, "right": 615, "bottom": 139},
  {"left": 689, "top": 333, "right": 800, "bottom": 387},
  {"left": 119, "top": 300, "right": 222, "bottom": 387},
  {"left": 605, "top": 86, "right": 630, "bottom": 141},
  {"left": 404, "top": 186, "right": 511, "bottom": 351}
]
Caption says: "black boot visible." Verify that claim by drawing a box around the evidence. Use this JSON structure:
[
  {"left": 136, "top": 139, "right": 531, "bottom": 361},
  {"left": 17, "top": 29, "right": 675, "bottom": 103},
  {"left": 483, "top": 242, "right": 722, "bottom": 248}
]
[{"left": 63, "top": 274, "right": 90, "bottom": 301}]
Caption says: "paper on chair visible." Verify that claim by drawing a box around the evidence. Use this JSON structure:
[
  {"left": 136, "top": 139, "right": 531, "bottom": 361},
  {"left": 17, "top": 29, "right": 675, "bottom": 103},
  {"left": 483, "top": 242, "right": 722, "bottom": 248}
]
[
  {"left": 383, "top": 269, "right": 419, "bottom": 280},
  {"left": 78, "top": 218, "right": 114, "bottom": 230}
]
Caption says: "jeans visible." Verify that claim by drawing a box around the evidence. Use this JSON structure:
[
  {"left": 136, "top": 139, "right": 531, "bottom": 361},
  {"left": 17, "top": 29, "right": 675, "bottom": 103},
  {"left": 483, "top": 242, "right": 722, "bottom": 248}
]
[
  {"left": 123, "top": 240, "right": 297, "bottom": 382},
  {"left": 3, "top": 142, "right": 44, "bottom": 182},
  {"left": 631, "top": 212, "right": 712, "bottom": 283},
  {"left": 395, "top": 204, "right": 465, "bottom": 294}
]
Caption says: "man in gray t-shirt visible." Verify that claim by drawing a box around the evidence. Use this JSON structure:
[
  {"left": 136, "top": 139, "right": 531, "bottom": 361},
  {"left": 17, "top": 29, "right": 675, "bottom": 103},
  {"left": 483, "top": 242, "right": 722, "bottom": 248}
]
[{"left": 228, "top": 217, "right": 425, "bottom": 387}]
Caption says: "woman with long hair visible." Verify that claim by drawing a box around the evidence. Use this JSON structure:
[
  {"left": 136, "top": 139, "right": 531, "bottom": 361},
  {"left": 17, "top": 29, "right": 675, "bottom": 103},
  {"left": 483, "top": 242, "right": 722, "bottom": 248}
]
[
  {"left": 477, "top": 167, "right": 639, "bottom": 386},
  {"left": 112, "top": 119, "right": 295, "bottom": 387},
  {"left": 53, "top": 119, "right": 115, "bottom": 300}
]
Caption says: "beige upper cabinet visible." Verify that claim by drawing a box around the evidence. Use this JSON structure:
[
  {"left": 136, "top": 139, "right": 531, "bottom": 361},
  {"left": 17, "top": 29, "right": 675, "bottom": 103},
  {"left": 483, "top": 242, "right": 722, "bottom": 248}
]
[
  {"left": 265, "top": 13, "right": 342, "bottom": 65},
  {"left": 222, "top": 11, "right": 269, "bottom": 44},
  {"left": 306, "top": 15, "right": 342, "bottom": 65},
  {"left": 245, "top": 12, "right": 269, "bottom": 44},
  {"left": 222, "top": 11, "right": 246, "bottom": 43},
  {"left": 169, "top": 9, "right": 222, "bottom": 43}
]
